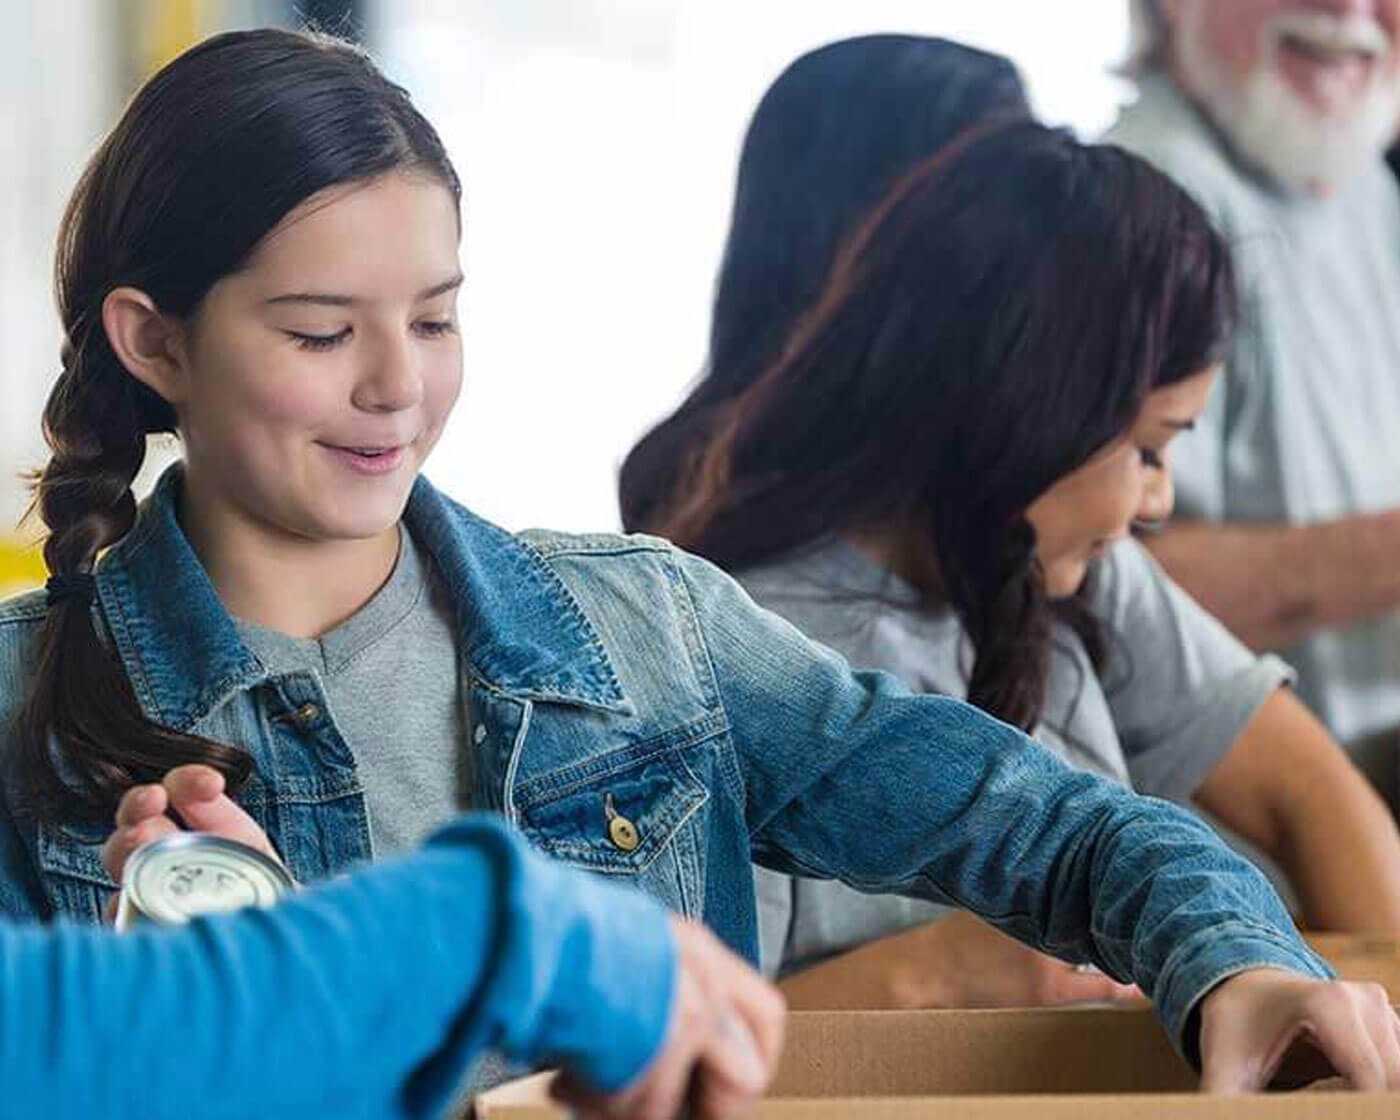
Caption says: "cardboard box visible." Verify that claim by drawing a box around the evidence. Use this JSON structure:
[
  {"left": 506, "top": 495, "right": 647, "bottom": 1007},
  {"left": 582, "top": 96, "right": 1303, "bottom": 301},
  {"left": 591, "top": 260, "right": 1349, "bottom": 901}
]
[
  {"left": 472, "top": 1007, "right": 1400, "bottom": 1118},
  {"left": 1307, "top": 933, "right": 1400, "bottom": 998}
]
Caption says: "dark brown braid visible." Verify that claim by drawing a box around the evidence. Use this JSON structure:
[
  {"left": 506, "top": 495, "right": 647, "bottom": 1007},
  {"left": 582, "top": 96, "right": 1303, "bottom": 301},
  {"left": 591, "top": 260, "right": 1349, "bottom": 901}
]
[{"left": 16, "top": 318, "right": 254, "bottom": 822}]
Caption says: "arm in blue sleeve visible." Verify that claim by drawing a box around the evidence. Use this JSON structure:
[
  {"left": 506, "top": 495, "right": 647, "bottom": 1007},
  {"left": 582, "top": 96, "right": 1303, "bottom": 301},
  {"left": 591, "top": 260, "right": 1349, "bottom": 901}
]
[
  {"left": 672, "top": 550, "right": 1329, "bottom": 1054},
  {"left": 0, "top": 814, "right": 675, "bottom": 1120}
]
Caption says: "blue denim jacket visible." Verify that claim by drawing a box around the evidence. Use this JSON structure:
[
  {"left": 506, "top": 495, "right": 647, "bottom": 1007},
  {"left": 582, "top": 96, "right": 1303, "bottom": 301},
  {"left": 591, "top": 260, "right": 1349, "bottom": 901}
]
[{"left": 0, "top": 466, "right": 1329, "bottom": 1049}]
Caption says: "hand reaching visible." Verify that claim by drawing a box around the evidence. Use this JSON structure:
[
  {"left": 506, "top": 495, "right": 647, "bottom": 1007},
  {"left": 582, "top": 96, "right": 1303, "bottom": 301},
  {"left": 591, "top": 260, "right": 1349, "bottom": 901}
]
[{"left": 1200, "top": 968, "right": 1400, "bottom": 1092}]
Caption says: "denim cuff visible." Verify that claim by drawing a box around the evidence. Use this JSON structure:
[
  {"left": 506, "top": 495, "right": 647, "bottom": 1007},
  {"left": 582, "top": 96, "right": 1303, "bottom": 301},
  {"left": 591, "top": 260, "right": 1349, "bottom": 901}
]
[{"left": 1154, "top": 919, "right": 1334, "bottom": 1064}]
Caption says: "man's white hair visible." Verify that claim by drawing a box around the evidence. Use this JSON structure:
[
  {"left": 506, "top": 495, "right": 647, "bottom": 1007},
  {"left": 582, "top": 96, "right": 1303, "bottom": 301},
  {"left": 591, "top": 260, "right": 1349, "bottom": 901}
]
[{"left": 1126, "top": 0, "right": 1169, "bottom": 75}]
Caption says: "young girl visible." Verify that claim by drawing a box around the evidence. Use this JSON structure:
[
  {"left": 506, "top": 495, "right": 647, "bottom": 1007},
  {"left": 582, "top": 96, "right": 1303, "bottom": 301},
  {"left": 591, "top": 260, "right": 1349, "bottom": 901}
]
[
  {"left": 646, "top": 116, "right": 1400, "bottom": 1011},
  {"left": 3, "top": 27, "right": 1397, "bottom": 1094}
]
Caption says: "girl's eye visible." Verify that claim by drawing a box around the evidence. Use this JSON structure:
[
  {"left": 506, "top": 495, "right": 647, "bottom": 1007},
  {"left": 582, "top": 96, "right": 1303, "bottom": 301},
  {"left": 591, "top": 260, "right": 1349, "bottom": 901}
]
[
  {"left": 288, "top": 327, "right": 352, "bottom": 352},
  {"left": 414, "top": 319, "right": 456, "bottom": 339},
  {"left": 1140, "top": 447, "right": 1164, "bottom": 469}
]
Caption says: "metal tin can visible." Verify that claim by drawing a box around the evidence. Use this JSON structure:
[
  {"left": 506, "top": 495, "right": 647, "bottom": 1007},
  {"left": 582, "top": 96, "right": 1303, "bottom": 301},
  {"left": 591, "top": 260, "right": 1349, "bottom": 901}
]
[{"left": 115, "top": 832, "right": 295, "bottom": 931}]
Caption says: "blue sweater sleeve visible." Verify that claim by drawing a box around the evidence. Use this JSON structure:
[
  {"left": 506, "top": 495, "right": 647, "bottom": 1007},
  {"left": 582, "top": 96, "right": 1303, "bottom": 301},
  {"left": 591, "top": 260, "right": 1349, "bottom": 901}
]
[{"left": 0, "top": 814, "right": 675, "bottom": 1120}]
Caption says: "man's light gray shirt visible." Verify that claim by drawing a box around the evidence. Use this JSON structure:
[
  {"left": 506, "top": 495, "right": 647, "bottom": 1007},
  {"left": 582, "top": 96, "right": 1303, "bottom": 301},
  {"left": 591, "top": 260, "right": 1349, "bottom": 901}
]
[{"left": 1106, "top": 73, "right": 1400, "bottom": 745}]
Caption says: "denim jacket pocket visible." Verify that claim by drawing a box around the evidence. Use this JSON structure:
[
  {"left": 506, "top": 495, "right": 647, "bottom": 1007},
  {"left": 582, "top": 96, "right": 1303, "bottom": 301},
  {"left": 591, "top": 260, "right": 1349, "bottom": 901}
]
[
  {"left": 513, "top": 732, "right": 713, "bottom": 916},
  {"left": 36, "top": 818, "right": 117, "bottom": 923}
]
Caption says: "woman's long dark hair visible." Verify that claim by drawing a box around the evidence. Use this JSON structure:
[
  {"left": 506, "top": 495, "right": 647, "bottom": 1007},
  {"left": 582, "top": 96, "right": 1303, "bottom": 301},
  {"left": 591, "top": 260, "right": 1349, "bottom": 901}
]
[
  {"left": 619, "top": 34, "right": 1031, "bottom": 532},
  {"left": 17, "top": 29, "right": 461, "bottom": 822},
  {"left": 660, "top": 122, "right": 1236, "bottom": 731}
]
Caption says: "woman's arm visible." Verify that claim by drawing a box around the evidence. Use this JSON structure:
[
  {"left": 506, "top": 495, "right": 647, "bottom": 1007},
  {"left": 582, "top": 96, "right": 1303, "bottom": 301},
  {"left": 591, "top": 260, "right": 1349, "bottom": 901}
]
[
  {"left": 1194, "top": 688, "right": 1400, "bottom": 935},
  {"left": 776, "top": 910, "right": 1140, "bottom": 1011},
  {"left": 1, "top": 814, "right": 678, "bottom": 1120}
]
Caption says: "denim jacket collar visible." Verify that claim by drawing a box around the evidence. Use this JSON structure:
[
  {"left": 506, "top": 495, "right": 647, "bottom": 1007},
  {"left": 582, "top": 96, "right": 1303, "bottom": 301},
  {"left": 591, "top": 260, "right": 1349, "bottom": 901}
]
[
  {"left": 95, "top": 465, "right": 629, "bottom": 732},
  {"left": 402, "top": 481, "right": 629, "bottom": 713}
]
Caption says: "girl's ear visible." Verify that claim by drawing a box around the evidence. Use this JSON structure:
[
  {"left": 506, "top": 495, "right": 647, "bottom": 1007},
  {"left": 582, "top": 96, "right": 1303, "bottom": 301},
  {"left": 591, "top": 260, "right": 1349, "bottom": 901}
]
[{"left": 101, "top": 286, "right": 191, "bottom": 407}]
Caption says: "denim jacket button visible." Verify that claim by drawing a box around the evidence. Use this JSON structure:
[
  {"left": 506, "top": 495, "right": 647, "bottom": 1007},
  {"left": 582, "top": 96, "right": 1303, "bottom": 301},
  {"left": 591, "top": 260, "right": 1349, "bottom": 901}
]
[
  {"left": 293, "top": 703, "right": 320, "bottom": 725},
  {"left": 608, "top": 815, "right": 640, "bottom": 852},
  {"left": 474, "top": 724, "right": 487, "bottom": 745}
]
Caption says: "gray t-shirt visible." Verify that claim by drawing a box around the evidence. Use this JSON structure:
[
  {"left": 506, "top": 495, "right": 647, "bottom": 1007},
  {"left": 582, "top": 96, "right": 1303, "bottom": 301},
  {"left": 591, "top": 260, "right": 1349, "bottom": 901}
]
[
  {"left": 237, "top": 534, "right": 514, "bottom": 1100},
  {"left": 738, "top": 537, "right": 1291, "bottom": 978},
  {"left": 1106, "top": 74, "right": 1400, "bottom": 746},
  {"left": 236, "top": 525, "right": 469, "bottom": 856}
]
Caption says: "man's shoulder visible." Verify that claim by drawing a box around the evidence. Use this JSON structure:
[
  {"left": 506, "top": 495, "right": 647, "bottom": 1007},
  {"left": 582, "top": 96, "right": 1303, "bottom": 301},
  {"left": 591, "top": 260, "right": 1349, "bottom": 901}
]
[{"left": 1103, "top": 76, "right": 1258, "bottom": 226}]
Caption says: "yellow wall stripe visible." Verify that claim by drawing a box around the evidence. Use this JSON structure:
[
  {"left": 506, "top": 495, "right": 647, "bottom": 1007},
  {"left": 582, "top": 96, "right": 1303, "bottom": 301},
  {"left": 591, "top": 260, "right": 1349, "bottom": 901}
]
[{"left": 0, "top": 537, "right": 45, "bottom": 597}]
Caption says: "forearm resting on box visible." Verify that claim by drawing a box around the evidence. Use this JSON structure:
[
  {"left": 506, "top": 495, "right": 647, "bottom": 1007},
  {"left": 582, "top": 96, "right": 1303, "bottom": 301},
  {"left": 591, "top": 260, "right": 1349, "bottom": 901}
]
[
  {"left": 1196, "top": 691, "right": 1400, "bottom": 936},
  {"left": 777, "top": 924, "right": 938, "bottom": 1011},
  {"left": 1144, "top": 510, "right": 1400, "bottom": 651},
  {"left": 776, "top": 911, "right": 1139, "bottom": 1011}
]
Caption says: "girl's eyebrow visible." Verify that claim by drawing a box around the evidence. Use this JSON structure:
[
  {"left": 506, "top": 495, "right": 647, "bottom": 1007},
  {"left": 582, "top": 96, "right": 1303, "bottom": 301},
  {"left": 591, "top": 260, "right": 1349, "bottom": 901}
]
[
  {"left": 1162, "top": 418, "right": 1196, "bottom": 432},
  {"left": 264, "top": 273, "right": 464, "bottom": 307}
]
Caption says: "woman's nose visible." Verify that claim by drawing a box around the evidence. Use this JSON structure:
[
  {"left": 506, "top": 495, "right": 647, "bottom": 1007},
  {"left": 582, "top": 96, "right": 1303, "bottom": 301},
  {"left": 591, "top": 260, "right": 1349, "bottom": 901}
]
[{"left": 1135, "top": 469, "right": 1175, "bottom": 529}]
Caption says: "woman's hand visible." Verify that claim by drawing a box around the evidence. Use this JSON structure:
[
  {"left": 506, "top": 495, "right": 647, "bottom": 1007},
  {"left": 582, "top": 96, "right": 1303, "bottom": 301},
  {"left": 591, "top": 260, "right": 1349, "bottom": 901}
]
[
  {"left": 102, "top": 764, "right": 281, "bottom": 897},
  {"left": 779, "top": 910, "right": 1141, "bottom": 1011},
  {"left": 552, "top": 916, "right": 785, "bottom": 1120},
  {"left": 1200, "top": 969, "right": 1400, "bottom": 1092}
]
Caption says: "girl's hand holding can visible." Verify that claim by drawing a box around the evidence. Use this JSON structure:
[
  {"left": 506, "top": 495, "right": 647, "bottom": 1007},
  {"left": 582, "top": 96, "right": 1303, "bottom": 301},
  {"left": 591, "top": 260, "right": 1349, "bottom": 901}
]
[{"left": 102, "top": 764, "right": 283, "bottom": 922}]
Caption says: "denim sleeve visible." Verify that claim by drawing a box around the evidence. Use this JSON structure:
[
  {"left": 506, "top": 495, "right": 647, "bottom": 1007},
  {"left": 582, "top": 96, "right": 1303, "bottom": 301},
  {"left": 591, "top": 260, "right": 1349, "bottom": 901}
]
[
  {"left": 0, "top": 792, "right": 46, "bottom": 920},
  {"left": 0, "top": 813, "right": 675, "bottom": 1120},
  {"left": 674, "top": 551, "right": 1330, "bottom": 1053}
]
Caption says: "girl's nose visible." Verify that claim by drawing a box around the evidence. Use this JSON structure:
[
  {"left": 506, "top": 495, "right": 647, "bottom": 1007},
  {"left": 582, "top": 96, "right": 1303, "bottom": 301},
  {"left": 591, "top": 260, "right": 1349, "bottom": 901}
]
[{"left": 353, "top": 336, "right": 423, "bottom": 413}]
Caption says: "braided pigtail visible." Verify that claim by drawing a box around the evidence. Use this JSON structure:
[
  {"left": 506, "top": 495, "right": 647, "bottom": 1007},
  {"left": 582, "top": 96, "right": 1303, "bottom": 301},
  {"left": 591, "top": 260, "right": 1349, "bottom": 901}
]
[{"left": 16, "top": 320, "right": 252, "bottom": 822}]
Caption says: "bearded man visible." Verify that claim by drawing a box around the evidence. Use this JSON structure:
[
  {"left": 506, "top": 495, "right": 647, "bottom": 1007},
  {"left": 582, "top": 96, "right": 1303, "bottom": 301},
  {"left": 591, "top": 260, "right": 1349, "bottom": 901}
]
[{"left": 1107, "top": 0, "right": 1400, "bottom": 812}]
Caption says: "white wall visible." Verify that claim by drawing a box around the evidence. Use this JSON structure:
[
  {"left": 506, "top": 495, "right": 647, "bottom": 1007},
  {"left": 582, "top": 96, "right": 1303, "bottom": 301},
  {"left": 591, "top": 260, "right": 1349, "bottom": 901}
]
[
  {"left": 376, "top": 0, "right": 1133, "bottom": 532},
  {"left": 0, "top": 0, "right": 118, "bottom": 531},
  {"left": 0, "top": 1, "right": 1133, "bottom": 536}
]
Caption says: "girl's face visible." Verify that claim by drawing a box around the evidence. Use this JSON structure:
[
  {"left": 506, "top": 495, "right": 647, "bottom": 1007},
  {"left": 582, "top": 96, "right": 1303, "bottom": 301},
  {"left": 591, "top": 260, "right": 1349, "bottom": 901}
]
[
  {"left": 1025, "top": 366, "right": 1218, "bottom": 599},
  {"left": 172, "top": 172, "right": 463, "bottom": 546}
]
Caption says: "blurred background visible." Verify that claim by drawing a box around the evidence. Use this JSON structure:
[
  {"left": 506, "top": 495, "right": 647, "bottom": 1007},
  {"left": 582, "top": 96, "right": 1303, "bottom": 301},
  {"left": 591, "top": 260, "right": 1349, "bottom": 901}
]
[{"left": 0, "top": 0, "right": 1130, "bottom": 593}]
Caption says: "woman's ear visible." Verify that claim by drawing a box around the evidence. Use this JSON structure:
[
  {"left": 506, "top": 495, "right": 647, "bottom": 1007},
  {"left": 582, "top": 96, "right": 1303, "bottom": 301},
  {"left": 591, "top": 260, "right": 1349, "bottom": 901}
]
[{"left": 101, "top": 287, "right": 190, "bottom": 407}]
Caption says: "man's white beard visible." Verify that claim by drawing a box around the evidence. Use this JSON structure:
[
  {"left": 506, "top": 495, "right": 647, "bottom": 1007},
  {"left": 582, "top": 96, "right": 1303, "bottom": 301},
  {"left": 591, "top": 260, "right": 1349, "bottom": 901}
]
[{"left": 1175, "top": 9, "right": 1400, "bottom": 196}]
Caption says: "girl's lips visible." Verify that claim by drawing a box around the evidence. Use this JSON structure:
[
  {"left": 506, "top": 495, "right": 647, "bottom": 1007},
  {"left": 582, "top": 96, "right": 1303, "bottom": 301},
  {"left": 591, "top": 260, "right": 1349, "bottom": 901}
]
[{"left": 319, "top": 443, "right": 408, "bottom": 476}]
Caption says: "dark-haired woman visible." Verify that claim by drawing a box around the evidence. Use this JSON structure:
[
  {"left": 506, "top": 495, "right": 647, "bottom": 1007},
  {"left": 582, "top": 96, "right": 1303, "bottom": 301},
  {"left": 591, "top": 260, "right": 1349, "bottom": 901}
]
[
  {"left": 3, "top": 27, "right": 1399, "bottom": 1095},
  {"left": 619, "top": 34, "right": 1032, "bottom": 532},
  {"left": 649, "top": 119, "right": 1400, "bottom": 1015}
]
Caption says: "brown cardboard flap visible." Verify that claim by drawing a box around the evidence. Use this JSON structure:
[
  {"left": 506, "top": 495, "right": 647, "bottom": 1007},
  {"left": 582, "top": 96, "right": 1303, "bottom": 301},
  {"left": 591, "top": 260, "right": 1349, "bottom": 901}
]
[
  {"left": 1306, "top": 933, "right": 1400, "bottom": 997},
  {"left": 472, "top": 1006, "right": 1400, "bottom": 1119},
  {"left": 695, "top": 1095, "right": 1400, "bottom": 1118},
  {"left": 470, "top": 1070, "right": 555, "bottom": 1116},
  {"left": 770, "top": 1007, "right": 1192, "bottom": 1095}
]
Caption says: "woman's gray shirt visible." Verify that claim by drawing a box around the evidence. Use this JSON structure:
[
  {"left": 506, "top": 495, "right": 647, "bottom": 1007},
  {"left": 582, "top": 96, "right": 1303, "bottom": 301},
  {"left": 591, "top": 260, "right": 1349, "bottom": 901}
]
[{"left": 737, "top": 538, "right": 1292, "bottom": 978}]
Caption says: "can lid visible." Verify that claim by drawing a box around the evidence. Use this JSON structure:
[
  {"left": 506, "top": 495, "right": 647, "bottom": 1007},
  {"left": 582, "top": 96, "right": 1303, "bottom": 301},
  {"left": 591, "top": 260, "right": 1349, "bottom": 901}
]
[{"left": 122, "top": 832, "right": 294, "bottom": 925}]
